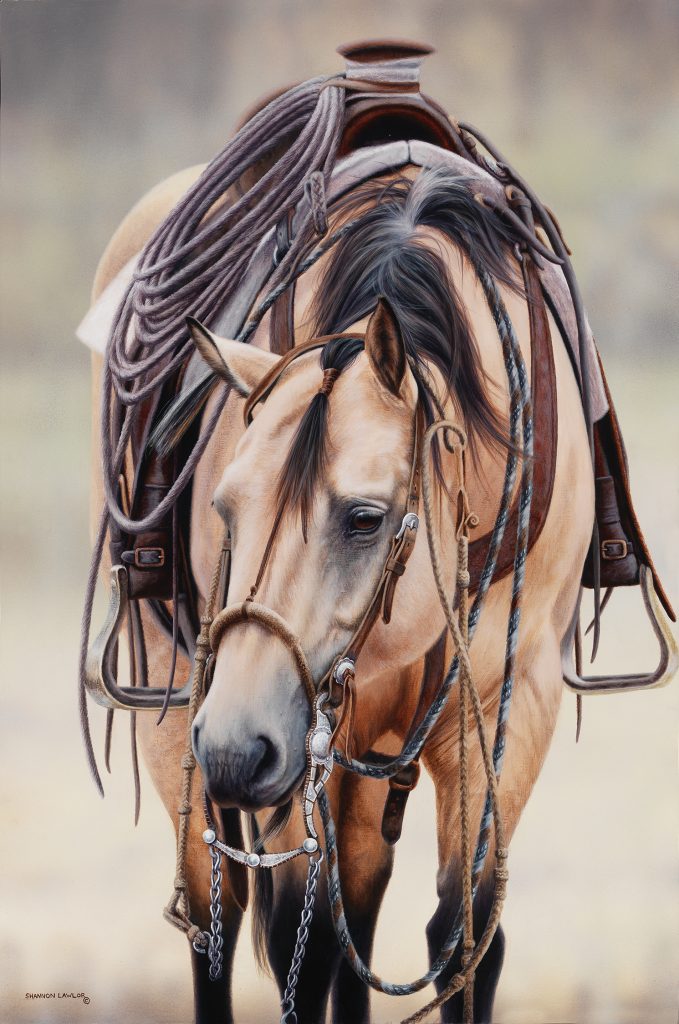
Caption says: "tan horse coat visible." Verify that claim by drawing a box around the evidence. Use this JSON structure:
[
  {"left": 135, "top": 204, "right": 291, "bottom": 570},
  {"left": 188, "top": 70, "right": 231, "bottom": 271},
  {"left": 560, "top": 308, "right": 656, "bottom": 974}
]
[{"left": 89, "top": 163, "right": 593, "bottom": 1011}]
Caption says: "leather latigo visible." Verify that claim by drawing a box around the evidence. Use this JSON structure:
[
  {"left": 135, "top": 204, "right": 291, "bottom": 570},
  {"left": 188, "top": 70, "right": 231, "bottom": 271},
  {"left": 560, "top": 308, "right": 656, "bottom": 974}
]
[
  {"left": 582, "top": 356, "right": 675, "bottom": 620},
  {"left": 467, "top": 255, "right": 557, "bottom": 591}
]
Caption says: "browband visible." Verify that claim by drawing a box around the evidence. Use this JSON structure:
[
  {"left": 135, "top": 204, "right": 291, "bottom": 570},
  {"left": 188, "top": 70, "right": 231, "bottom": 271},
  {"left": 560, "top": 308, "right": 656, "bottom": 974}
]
[{"left": 243, "top": 332, "right": 365, "bottom": 425}]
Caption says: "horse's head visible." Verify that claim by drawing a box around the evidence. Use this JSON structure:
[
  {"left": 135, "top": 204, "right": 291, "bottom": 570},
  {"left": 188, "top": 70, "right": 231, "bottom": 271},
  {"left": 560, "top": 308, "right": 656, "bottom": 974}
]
[{"left": 190, "top": 300, "right": 454, "bottom": 811}]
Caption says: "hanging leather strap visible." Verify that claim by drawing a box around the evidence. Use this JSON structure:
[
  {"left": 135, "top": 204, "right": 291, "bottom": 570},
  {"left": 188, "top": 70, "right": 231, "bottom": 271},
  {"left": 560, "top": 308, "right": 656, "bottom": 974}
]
[
  {"left": 325, "top": 406, "right": 424, "bottom": 708},
  {"left": 467, "top": 254, "right": 557, "bottom": 591},
  {"left": 374, "top": 630, "right": 448, "bottom": 845}
]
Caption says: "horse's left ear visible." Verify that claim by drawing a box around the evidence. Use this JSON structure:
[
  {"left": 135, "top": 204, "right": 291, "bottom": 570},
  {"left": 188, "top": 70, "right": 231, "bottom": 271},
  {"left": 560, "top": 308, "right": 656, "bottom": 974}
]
[
  {"left": 364, "top": 297, "right": 407, "bottom": 398},
  {"left": 187, "top": 317, "right": 277, "bottom": 397}
]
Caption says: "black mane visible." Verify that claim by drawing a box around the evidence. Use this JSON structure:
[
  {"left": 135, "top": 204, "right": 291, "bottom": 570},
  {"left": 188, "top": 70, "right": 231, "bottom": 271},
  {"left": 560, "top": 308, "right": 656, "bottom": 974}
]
[
  {"left": 275, "top": 169, "right": 521, "bottom": 532},
  {"left": 310, "top": 168, "right": 520, "bottom": 451}
]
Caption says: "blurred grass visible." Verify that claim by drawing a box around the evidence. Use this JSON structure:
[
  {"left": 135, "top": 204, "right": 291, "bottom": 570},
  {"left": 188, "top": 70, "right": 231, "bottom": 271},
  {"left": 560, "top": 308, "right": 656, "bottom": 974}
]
[{"left": 1, "top": 1, "right": 678, "bottom": 1021}]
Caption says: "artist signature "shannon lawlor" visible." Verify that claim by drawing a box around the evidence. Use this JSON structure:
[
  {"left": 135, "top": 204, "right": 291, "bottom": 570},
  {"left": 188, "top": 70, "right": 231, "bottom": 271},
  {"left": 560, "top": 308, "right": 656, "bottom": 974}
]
[{"left": 26, "top": 992, "right": 91, "bottom": 1005}]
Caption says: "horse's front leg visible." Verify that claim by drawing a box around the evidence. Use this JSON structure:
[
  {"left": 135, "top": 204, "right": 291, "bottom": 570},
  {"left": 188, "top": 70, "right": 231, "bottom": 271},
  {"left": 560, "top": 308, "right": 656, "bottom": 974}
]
[
  {"left": 256, "top": 794, "right": 339, "bottom": 1024},
  {"left": 256, "top": 768, "right": 393, "bottom": 1024},
  {"left": 331, "top": 768, "right": 394, "bottom": 1024},
  {"left": 423, "top": 640, "right": 562, "bottom": 1023},
  {"left": 424, "top": 718, "right": 507, "bottom": 1024},
  {"left": 137, "top": 709, "right": 244, "bottom": 1024},
  {"left": 424, "top": 856, "right": 505, "bottom": 1024}
]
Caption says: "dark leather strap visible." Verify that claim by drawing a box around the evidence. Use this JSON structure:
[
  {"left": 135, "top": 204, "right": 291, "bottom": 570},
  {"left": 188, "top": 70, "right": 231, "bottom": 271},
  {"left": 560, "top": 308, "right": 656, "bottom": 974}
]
[
  {"left": 270, "top": 209, "right": 296, "bottom": 356},
  {"left": 340, "top": 406, "right": 423, "bottom": 663},
  {"left": 364, "top": 630, "right": 447, "bottom": 845},
  {"left": 270, "top": 278, "right": 296, "bottom": 356},
  {"left": 242, "top": 333, "right": 357, "bottom": 425},
  {"left": 468, "top": 255, "right": 558, "bottom": 591},
  {"left": 582, "top": 354, "right": 675, "bottom": 621}
]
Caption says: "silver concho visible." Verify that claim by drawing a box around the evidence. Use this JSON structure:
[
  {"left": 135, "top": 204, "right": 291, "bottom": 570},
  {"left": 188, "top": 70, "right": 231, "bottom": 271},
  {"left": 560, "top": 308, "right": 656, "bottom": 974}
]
[{"left": 310, "top": 727, "right": 331, "bottom": 760}]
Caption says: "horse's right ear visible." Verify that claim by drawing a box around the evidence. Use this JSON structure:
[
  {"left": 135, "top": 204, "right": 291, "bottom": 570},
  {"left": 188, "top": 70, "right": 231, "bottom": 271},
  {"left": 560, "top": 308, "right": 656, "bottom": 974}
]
[
  {"left": 187, "top": 317, "right": 278, "bottom": 398},
  {"left": 364, "top": 297, "right": 407, "bottom": 398}
]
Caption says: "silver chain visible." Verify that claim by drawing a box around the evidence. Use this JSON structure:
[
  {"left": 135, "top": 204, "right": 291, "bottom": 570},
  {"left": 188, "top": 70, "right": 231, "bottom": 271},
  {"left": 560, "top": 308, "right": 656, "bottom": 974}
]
[
  {"left": 279, "top": 851, "right": 324, "bottom": 1024},
  {"left": 202, "top": 692, "right": 335, "bottom": 999},
  {"left": 207, "top": 843, "right": 224, "bottom": 982}
]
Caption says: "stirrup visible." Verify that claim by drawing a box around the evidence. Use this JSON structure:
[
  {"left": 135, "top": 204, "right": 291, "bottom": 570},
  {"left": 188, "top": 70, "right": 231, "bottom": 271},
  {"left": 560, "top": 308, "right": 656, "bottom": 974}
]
[
  {"left": 85, "top": 564, "right": 193, "bottom": 710},
  {"left": 563, "top": 566, "right": 678, "bottom": 695}
]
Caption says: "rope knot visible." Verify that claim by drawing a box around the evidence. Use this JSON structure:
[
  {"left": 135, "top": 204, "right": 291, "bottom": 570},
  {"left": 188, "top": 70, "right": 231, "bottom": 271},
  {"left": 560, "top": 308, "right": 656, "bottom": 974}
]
[
  {"left": 318, "top": 367, "right": 339, "bottom": 397},
  {"left": 457, "top": 568, "right": 471, "bottom": 590},
  {"left": 187, "top": 925, "right": 207, "bottom": 948}
]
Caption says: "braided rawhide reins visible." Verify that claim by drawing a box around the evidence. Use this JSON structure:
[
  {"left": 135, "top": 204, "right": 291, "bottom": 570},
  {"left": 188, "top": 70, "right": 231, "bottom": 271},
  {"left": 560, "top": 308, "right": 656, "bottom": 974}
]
[{"left": 159, "top": 257, "right": 533, "bottom": 1024}]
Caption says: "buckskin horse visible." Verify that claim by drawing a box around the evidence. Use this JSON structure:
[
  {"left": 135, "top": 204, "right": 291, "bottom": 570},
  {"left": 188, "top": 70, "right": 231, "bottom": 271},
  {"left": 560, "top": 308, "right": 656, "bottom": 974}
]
[{"left": 79, "top": 41, "right": 677, "bottom": 1024}]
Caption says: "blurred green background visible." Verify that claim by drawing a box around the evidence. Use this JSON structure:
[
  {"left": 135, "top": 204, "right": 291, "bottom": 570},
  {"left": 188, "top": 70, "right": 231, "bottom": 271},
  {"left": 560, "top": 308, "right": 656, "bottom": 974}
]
[{"left": 1, "top": 2, "right": 678, "bottom": 1022}]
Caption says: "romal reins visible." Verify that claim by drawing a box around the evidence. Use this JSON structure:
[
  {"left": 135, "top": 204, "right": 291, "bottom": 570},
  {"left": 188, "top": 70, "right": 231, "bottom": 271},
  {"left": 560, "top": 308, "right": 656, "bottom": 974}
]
[{"left": 165, "top": 257, "right": 533, "bottom": 1024}]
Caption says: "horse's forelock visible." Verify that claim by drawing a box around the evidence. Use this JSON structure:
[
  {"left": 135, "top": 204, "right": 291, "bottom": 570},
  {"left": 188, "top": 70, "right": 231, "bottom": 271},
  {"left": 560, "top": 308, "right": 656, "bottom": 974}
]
[{"left": 274, "top": 336, "right": 364, "bottom": 541}]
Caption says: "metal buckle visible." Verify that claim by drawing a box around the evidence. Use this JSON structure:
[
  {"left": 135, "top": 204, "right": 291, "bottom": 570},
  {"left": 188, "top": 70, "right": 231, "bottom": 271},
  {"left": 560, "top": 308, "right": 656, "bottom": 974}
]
[
  {"left": 395, "top": 512, "right": 419, "bottom": 541},
  {"left": 601, "top": 539, "right": 627, "bottom": 561},
  {"left": 134, "top": 546, "right": 165, "bottom": 568}
]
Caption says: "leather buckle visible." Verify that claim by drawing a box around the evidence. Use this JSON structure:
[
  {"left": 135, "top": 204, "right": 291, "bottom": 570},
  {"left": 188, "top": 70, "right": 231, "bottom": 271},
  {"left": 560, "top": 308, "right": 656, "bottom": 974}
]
[
  {"left": 601, "top": 539, "right": 627, "bottom": 561},
  {"left": 133, "top": 546, "right": 165, "bottom": 568}
]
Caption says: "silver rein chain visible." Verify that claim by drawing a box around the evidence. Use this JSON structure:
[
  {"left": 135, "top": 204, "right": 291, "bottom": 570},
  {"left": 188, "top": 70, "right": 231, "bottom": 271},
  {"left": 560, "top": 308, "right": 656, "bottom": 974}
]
[
  {"left": 195, "top": 689, "right": 334, "bottom": 1016},
  {"left": 193, "top": 509, "right": 418, "bottom": 1004}
]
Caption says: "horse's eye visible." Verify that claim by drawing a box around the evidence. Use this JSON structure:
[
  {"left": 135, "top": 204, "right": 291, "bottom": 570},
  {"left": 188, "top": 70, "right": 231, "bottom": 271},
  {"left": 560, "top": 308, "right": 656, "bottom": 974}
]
[{"left": 348, "top": 508, "right": 385, "bottom": 535}]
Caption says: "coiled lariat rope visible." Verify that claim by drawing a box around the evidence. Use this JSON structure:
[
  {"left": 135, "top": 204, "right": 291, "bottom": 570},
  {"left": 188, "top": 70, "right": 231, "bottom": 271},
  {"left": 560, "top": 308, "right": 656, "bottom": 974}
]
[{"left": 79, "top": 75, "right": 351, "bottom": 792}]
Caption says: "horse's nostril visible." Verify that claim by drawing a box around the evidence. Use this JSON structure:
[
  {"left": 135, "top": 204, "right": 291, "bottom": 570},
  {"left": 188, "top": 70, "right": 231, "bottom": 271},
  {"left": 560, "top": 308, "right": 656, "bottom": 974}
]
[
  {"left": 191, "top": 720, "right": 202, "bottom": 754},
  {"left": 254, "top": 735, "right": 278, "bottom": 781}
]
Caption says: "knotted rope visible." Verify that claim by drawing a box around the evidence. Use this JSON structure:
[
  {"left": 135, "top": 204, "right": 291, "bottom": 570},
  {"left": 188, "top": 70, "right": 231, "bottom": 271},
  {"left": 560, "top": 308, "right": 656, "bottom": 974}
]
[{"left": 163, "top": 535, "right": 229, "bottom": 947}]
